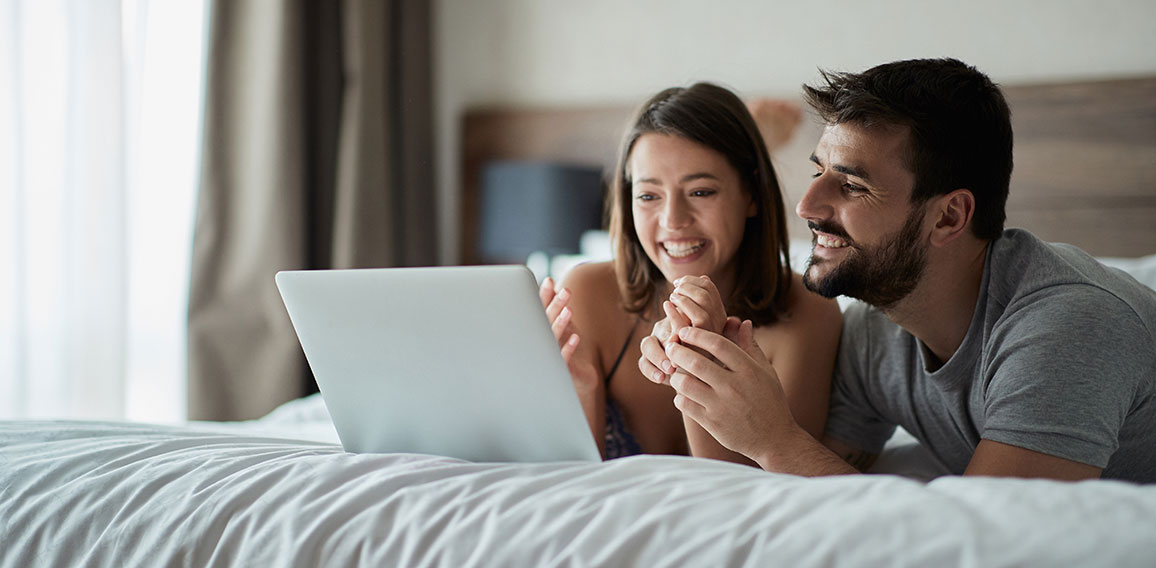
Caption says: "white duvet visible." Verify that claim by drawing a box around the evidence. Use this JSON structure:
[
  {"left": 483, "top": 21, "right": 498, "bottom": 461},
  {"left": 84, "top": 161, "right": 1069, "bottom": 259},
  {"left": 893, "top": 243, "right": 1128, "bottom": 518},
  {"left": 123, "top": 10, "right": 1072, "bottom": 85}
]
[{"left": 3, "top": 396, "right": 1155, "bottom": 567}]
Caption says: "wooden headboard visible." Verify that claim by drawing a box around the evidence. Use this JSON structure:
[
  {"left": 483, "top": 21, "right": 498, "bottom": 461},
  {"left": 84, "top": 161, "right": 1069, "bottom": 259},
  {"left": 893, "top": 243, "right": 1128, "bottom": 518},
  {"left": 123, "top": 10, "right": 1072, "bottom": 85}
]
[{"left": 461, "top": 76, "right": 1156, "bottom": 263}]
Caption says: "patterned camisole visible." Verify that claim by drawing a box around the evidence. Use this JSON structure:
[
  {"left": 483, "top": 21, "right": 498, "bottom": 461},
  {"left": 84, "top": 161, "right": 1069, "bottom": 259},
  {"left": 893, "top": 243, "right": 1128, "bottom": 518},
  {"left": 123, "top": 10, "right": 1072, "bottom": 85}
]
[{"left": 603, "top": 321, "right": 643, "bottom": 459}]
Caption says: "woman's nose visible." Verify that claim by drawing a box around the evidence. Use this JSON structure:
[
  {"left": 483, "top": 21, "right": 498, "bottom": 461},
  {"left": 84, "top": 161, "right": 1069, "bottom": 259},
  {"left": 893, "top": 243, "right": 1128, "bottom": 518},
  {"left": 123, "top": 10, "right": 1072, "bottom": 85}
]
[{"left": 660, "top": 196, "right": 691, "bottom": 230}]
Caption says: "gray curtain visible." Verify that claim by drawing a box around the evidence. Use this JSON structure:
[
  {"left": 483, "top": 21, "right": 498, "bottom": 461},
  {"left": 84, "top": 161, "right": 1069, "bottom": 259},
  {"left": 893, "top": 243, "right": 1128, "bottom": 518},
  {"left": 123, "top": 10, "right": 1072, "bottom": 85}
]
[{"left": 188, "top": 0, "right": 436, "bottom": 421}]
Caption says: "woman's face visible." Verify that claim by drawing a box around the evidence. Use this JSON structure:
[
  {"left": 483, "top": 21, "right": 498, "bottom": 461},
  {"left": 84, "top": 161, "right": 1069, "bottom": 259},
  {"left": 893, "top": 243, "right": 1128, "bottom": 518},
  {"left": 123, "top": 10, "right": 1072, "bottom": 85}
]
[{"left": 629, "top": 133, "right": 755, "bottom": 290}]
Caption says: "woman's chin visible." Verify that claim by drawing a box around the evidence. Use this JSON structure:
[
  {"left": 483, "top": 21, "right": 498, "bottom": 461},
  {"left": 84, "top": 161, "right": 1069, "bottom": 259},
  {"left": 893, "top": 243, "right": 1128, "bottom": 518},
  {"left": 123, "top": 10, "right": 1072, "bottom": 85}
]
[{"left": 658, "top": 263, "right": 706, "bottom": 283}]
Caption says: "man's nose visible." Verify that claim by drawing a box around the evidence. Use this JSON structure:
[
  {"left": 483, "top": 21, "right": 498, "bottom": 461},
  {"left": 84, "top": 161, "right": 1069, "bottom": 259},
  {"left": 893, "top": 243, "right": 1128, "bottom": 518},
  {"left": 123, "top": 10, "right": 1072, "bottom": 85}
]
[{"left": 796, "top": 175, "right": 835, "bottom": 223}]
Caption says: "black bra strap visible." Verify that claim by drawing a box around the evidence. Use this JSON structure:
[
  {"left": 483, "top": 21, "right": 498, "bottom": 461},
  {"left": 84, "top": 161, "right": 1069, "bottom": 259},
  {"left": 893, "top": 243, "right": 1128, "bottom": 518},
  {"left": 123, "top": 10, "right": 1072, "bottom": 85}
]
[{"left": 604, "top": 320, "right": 640, "bottom": 385}]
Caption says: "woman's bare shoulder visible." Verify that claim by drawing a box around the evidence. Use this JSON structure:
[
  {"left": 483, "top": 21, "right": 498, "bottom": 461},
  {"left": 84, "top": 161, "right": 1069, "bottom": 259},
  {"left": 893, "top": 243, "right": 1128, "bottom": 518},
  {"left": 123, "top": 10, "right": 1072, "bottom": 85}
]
[
  {"left": 559, "top": 261, "right": 633, "bottom": 323},
  {"left": 758, "top": 273, "right": 842, "bottom": 346},
  {"left": 558, "top": 261, "right": 617, "bottom": 294},
  {"left": 558, "top": 261, "right": 638, "bottom": 360}
]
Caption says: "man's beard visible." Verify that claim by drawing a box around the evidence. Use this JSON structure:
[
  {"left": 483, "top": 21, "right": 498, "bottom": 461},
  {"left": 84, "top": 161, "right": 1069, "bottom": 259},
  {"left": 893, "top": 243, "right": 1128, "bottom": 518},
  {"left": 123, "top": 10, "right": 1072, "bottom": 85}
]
[{"left": 802, "top": 205, "right": 929, "bottom": 310}]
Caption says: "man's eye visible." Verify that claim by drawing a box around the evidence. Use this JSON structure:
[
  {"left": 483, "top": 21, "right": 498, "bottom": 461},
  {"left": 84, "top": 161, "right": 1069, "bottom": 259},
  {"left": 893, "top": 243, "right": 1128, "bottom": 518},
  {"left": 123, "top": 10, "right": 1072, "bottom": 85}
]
[
  {"left": 811, "top": 172, "right": 822, "bottom": 179},
  {"left": 690, "top": 189, "right": 716, "bottom": 197},
  {"left": 842, "top": 183, "right": 866, "bottom": 194}
]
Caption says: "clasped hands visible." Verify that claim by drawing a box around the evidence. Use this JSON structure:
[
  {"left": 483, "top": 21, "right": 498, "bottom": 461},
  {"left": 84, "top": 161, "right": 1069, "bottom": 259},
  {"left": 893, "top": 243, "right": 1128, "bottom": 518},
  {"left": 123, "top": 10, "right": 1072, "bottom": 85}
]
[
  {"left": 539, "top": 273, "right": 801, "bottom": 462},
  {"left": 639, "top": 276, "right": 800, "bottom": 462}
]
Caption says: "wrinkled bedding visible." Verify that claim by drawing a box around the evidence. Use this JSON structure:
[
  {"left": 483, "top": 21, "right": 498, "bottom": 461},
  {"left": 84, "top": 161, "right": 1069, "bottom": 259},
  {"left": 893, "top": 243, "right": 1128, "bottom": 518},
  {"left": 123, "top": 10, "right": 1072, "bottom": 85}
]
[{"left": 3, "top": 398, "right": 1155, "bottom": 567}]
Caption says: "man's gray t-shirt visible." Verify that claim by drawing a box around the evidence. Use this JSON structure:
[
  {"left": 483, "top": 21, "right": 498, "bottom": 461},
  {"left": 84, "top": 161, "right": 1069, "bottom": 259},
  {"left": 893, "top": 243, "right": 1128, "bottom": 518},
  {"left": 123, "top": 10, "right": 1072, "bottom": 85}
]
[{"left": 825, "top": 229, "right": 1156, "bottom": 483}]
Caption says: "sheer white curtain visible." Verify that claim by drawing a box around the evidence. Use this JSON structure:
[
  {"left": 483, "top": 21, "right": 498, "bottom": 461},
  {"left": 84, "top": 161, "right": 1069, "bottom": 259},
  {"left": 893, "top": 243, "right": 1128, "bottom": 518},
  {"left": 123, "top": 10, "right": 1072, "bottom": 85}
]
[{"left": 0, "top": 0, "right": 206, "bottom": 421}]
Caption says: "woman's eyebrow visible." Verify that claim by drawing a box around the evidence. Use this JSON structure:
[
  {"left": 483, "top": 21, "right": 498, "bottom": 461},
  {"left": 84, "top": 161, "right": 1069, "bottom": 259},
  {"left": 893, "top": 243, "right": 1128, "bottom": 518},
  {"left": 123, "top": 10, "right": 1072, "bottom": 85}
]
[
  {"left": 635, "top": 172, "right": 721, "bottom": 185},
  {"left": 680, "top": 172, "right": 721, "bottom": 183}
]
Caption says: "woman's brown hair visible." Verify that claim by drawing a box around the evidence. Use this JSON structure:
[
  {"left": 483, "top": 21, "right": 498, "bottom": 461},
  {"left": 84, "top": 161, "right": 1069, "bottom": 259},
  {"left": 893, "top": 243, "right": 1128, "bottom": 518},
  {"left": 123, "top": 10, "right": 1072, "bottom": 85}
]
[{"left": 608, "top": 82, "right": 792, "bottom": 325}]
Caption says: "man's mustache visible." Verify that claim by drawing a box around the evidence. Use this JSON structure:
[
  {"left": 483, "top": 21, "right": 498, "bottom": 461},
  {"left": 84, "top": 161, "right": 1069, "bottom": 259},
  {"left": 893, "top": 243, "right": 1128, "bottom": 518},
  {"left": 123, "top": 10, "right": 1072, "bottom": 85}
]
[{"left": 807, "top": 221, "right": 853, "bottom": 244}]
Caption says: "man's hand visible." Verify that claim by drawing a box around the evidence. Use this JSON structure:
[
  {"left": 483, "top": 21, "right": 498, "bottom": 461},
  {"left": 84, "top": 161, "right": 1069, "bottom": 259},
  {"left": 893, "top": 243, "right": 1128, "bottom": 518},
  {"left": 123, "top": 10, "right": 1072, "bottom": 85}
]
[{"left": 662, "top": 321, "right": 796, "bottom": 459}]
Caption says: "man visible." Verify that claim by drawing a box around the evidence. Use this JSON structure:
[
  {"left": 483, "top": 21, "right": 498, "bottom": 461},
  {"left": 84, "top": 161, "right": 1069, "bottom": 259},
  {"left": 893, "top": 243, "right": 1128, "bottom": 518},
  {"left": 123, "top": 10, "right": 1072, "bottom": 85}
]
[{"left": 639, "top": 58, "right": 1156, "bottom": 483}]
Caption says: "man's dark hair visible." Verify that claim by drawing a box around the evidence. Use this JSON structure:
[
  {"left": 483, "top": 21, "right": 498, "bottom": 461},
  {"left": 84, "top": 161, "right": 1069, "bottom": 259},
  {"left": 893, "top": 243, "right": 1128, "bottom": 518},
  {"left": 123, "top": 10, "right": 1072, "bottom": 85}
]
[{"left": 802, "top": 58, "right": 1013, "bottom": 240}]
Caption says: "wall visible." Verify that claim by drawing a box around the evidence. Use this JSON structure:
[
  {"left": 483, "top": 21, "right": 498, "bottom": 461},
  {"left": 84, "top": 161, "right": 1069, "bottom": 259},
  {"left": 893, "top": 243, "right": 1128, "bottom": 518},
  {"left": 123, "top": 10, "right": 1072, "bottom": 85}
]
[{"left": 434, "top": 0, "right": 1156, "bottom": 263}]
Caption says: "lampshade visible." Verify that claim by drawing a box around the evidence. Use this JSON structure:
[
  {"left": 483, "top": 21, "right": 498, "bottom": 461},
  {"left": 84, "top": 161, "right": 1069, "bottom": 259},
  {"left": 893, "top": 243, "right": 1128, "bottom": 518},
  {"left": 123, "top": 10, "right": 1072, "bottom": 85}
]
[{"left": 478, "top": 160, "right": 605, "bottom": 264}]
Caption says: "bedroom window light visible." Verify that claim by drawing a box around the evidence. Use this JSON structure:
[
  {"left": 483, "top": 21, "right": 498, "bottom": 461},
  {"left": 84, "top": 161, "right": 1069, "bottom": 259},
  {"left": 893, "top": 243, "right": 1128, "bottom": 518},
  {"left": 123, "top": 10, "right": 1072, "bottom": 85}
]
[
  {"left": 121, "top": 0, "right": 207, "bottom": 423},
  {"left": 0, "top": 0, "right": 206, "bottom": 422}
]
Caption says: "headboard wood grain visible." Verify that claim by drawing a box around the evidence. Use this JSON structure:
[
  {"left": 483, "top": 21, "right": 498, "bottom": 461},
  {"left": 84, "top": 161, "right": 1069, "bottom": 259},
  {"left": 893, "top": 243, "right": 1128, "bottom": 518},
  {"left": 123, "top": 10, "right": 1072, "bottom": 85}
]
[{"left": 461, "top": 76, "right": 1156, "bottom": 263}]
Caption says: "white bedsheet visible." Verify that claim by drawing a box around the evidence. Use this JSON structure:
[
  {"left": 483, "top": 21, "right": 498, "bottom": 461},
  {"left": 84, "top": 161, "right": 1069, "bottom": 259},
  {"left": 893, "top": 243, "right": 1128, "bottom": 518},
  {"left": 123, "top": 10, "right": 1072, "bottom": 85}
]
[
  {"left": 5, "top": 247, "right": 1154, "bottom": 567},
  {"left": 3, "top": 406, "right": 1155, "bottom": 567}
]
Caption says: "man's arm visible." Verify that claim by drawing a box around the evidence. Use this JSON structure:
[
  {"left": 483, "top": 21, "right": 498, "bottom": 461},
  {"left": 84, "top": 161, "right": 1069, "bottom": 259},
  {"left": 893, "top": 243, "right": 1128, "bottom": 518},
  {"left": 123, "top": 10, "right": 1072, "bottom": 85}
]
[
  {"left": 651, "top": 322, "right": 861, "bottom": 476},
  {"left": 821, "top": 436, "right": 878, "bottom": 473},
  {"left": 964, "top": 440, "right": 1102, "bottom": 480},
  {"left": 642, "top": 317, "right": 1108, "bottom": 480}
]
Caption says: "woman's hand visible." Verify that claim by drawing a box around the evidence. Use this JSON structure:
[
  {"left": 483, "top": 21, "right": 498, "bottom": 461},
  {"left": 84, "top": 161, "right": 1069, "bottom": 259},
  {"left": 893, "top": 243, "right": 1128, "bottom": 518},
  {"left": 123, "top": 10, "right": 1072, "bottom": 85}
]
[
  {"left": 539, "top": 277, "right": 580, "bottom": 361},
  {"left": 539, "top": 277, "right": 600, "bottom": 394},
  {"left": 668, "top": 275, "right": 727, "bottom": 335},
  {"left": 640, "top": 274, "right": 733, "bottom": 385}
]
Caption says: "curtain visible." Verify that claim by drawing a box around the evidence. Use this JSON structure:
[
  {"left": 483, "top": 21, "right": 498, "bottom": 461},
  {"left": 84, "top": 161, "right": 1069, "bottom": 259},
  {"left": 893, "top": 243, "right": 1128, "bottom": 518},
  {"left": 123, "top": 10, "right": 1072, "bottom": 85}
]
[
  {"left": 187, "top": 0, "right": 437, "bottom": 421},
  {"left": 0, "top": 0, "right": 204, "bottom": 421}
]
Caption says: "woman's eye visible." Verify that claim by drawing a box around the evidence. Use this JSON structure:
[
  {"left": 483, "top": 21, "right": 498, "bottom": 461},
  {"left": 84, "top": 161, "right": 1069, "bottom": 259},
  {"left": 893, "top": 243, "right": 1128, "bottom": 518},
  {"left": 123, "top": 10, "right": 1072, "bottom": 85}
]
[
  {"left": 690, "top": 189, "right": 717, "bottom": 197},
  {"left": 811, "top": 171, "right": 822, "bottom": 179},
  {"left": 635, "top": 194, "right": 657, "bottom": 202}
]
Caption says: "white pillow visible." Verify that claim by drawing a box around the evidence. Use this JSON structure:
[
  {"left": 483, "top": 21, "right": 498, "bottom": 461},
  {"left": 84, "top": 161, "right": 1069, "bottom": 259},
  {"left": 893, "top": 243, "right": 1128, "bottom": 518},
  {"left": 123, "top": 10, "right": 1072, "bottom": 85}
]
[{"left": 1098, "top": 254, "right": 1156, "bottom": 291}]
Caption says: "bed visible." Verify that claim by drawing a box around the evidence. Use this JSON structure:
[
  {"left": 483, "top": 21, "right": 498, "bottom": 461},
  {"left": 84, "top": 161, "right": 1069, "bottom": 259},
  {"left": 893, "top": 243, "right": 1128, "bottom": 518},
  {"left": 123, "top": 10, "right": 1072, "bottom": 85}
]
[
  {"left": 4, "top": 389, "right": 1156, "bottom": 567},
  {"left": 3, "top": 76, "right": 1156, "bottom": 567}
]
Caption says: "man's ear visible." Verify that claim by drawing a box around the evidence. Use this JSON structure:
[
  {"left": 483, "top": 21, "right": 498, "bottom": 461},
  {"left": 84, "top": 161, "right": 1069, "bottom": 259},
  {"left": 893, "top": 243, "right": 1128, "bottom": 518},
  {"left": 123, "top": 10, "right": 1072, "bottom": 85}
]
[{"left": 929, "top": 189, "right": 975, "bottom": 247}]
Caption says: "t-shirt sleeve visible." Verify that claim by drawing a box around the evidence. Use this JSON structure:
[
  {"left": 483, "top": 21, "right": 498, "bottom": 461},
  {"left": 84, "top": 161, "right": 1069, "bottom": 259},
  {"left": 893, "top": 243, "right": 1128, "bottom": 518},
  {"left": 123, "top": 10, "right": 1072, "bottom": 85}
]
[
  {"left": 823, "top": 303, "right": 897, "bottom": 454},
  {"left": 982, "top": 285, "right": 1154, "bottom": 468}
]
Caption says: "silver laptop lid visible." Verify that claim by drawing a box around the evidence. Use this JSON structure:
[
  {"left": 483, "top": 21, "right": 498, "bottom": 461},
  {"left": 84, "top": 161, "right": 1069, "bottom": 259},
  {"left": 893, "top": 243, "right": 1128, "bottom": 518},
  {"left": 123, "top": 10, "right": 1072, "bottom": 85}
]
[{"left": 275, "top": 265, "right": 600, "bottom": 463}]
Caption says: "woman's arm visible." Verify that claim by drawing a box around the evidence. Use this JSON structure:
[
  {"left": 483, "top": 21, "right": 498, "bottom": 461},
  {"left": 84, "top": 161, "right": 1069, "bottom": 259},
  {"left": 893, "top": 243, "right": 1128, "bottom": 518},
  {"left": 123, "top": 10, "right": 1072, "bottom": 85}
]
[
  {"left": 759, "top": 280, "right": 842, "bottom": 441},
  {"left": 542, "top": 262, "right": 622, "bottom": 458}
]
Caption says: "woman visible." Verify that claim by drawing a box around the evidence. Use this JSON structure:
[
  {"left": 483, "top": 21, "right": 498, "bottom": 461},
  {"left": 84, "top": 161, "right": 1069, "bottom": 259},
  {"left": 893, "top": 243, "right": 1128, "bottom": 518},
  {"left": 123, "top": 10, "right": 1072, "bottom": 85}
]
[{"left": 540, "top": 83, "right": 841, "bottom": 463}]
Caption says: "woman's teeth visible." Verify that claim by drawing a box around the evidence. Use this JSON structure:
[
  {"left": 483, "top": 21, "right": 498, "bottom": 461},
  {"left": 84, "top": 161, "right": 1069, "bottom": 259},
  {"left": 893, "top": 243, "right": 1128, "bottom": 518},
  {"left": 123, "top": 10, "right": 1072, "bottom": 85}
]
[{"left": 663, "top": 240, "right": 705, "bottom": 258}]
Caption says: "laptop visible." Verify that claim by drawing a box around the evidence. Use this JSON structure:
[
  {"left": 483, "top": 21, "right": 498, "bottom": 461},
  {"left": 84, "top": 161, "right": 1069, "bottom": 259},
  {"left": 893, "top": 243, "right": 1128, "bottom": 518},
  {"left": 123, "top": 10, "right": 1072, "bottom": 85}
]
[{"left": 275, "top": 265, "right": 601, "bottom": 463}]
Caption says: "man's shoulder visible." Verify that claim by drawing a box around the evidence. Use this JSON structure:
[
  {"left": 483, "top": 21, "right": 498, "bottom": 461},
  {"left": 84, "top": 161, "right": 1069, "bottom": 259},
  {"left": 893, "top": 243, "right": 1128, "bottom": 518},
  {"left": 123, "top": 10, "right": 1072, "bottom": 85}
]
[{"left": 989, "top": 229, "right": 1156, "bottom": 329}]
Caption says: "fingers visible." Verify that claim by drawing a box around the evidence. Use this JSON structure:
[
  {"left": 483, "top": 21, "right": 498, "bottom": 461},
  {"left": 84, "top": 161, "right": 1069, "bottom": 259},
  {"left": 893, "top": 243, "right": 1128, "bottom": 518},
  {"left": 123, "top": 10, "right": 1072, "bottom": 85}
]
[
  {"left": 651, "top": 317, "right": 672, "bottom": 345},
  {"left": 638, "top": 335, "right": 672, "bottom": 384},
  {"left": 721, "top": 316, "right": 743, "bottom": 343},
  {"left": 664, "top": 340, "right": 727, "bottom": 387},
  {"left": 669, "top": 370, "right": 711, "bottom": 404},
  {"left": 662, "top": 300, "right": 690, "bottom": 344},
  {"left": 670, "top": 326, "right": 751, "bottom": 379},
  {"left": 670, "top": 276, "right": 726, "bottom": 332},
  {"left": 540, "top": 278, "right": 580, "bottom": 352},
  {"left": 735, "top": 319, "right": 761, "bottom": 359},
  {"left": 549, "top": 301, "right": 574, "bottom": 342},
  {"left": 672, "top": 391, "right": 707, "bottom": 423},
  {"left": 671, "top": 276, "right": 722, "bottom": 308},
  {"left": 538, "top": 277, "right": 555, "bottom": 309},
  {"left": 559, "top": 332, "right": 580, "bottom": 363},
  {"left": 543, "top": 286, "right": 572, "bottom": 330},
  {"left": 668, "top": 293, "right": 714, "bottom": 329}
]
